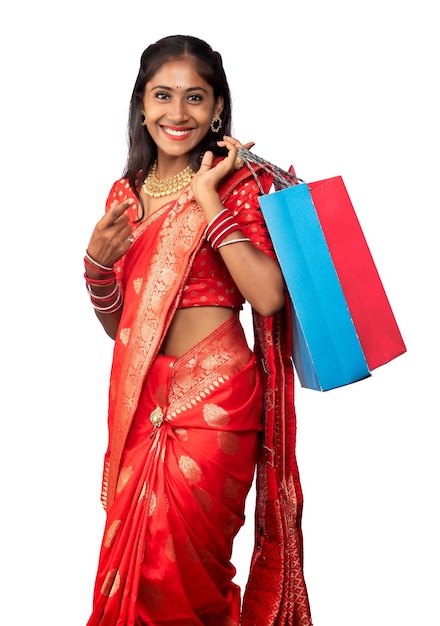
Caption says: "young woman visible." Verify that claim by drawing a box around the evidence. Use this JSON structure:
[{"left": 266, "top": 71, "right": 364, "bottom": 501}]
[{"left": 84, "top": 34, "right": 312, "bottom": 626}]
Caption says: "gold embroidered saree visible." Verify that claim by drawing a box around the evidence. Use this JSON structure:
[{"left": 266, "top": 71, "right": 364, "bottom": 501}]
[{"left": 86, "top": 168, "right": 312, "bottom": 625}]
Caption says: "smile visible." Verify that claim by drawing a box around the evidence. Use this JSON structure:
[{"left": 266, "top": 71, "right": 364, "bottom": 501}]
[{"left": 162, "top": 126, "right": 193, "bottom": 138}]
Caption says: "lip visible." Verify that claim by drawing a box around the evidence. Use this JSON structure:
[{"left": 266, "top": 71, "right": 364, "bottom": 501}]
[{"left": 161, "top": 125, "right": 194, "bottom": 141}]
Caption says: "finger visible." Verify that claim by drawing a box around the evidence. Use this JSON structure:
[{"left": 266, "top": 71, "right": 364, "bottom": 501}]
[
  {"left": 198, "top": 150, "right": 214, "bottom": 172},
  {"left": 222, "top": 135, "right": 244, "bottom": 149},
  {"left": 106, "top": 198, "right": 134, "bottom": 224}
]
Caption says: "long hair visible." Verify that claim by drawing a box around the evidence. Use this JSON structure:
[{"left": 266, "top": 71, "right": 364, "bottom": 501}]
[{"left": 123, "top": 35, "right": 233, "bottom": 209}]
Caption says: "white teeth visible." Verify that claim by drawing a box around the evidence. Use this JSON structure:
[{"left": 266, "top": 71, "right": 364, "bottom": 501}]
[{"left": 164, "top": 128, "right": 190, "bottom": 136}]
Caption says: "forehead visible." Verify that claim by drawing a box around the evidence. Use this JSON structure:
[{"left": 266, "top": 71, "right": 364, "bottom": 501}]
[{"left": 147, "top": 58, "right": 212, "bottom": 91}]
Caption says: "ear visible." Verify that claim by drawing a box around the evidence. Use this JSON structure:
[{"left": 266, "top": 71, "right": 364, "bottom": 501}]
[{"left": 214, "top": 96, "right": 224, "bottom": 118}]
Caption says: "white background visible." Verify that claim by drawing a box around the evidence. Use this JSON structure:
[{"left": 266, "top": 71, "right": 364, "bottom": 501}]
[{"left": 1, "top": 1, "right": 438, "bottom": 624}]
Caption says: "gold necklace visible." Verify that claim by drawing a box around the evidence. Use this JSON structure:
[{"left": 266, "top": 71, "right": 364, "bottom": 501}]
[{"left": 142, "top": 161, "right": 195, "bottom": 198}]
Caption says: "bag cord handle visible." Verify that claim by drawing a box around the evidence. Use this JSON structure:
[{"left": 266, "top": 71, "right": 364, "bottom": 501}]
[{"left": 236, "top": 147, "right": 304, "bottom": 194}]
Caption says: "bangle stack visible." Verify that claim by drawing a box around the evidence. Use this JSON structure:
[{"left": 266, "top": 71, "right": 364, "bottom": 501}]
[
  {"left": 84, "top": 251, "right": 123, "bottom": 314},
  {"left": 205, "top": 209, "right": 250, "bottom": 251}
]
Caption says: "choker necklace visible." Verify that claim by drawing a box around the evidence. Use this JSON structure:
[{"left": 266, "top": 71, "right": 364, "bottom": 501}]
[{"left": 142, "top": 161, "right": 195, "bottom": 198}]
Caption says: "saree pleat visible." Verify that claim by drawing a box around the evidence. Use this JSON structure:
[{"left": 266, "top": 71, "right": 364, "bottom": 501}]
[{"left": 88, "top": 316, "right": 262, "bottom": 625}]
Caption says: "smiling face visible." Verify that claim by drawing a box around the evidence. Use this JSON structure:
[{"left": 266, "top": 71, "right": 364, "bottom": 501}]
[{"left": 142, "top": 57, "right": 223, "bottom": 170}]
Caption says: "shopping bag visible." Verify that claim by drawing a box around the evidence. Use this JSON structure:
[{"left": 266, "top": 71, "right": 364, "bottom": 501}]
[
  {"left": 259, "top": 183, "right": 369, "bottom": 391},
  {"left": 308, "top": 176, "right": 406, "bottom": 371},
  {"left": 258, "top": 178, "right": 406, "bottom": 391}
]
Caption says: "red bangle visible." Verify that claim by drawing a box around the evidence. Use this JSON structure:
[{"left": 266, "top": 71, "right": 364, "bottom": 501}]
[
  {"left": 84, "top": 252, "right": 114, "bottom": 274},
  {"left": 205, "top": 209, "right": 241, "bottom": 251},
  {"left": 91, "top": 291, "right": 123, "bottom": 313},
  {"left": 84, "top": 272, "right": 116, "bottom": 287}
]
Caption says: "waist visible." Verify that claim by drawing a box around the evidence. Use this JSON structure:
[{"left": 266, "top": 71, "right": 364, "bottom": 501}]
[
  {"left": 161, "top": 307, "right": 244, "bottom": 357},
  {"left": 159, "top": 313, "right": 253, "bottom": 385}
]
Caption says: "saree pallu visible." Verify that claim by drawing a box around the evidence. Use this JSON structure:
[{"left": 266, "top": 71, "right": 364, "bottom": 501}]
[{"left": 87, "top": 316, "right": 262, "bottom": 625}]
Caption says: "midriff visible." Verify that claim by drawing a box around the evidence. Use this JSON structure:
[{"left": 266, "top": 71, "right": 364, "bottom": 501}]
[{"left": 161, "top": 306, "right": 238, "bottom": 357}]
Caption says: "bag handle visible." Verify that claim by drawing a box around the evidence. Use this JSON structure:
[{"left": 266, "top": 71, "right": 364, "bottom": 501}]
[{"left": 236, "top": 147, "right": 304, "bottom": 194}]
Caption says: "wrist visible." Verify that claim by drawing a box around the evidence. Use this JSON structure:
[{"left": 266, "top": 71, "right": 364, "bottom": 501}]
[{"left": 84, "top": 251, "right": 122, "bottom": 314}]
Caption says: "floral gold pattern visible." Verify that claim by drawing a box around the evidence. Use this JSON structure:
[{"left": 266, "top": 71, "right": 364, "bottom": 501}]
[
  {"left": 101, "top": 568, "right": 120, "bottom": 597},
  {"left": 119, "top": 328, "right": 130, "bottom": 346},
  {"left": 203, "top": 403, "right": 230, "bottom": 427},
  {"left": 165, "top": 534, "right": 176, "bottom": 561},
  {"left": 217, "top": 431, "right": 239, "bottom": 456},
  {"left": 148, "top": 492, "right": 157, "bottom": 517},
  {"left": 116, "top": 465, "right": 133, "bottom": 493},
  {"left": 104, "top": 520, "right": 121, "bottom": 548},
  {"left": 178, "top": 455, "right": 202, "bottom": 482}
]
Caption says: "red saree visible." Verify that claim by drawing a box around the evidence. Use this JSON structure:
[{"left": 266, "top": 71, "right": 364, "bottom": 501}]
[{"left": 87, "top": 167, "right": 312, "bottom": 625}]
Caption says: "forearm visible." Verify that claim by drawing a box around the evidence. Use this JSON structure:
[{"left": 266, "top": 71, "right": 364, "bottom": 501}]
[
  {"left": 218, "top": 239, "right": 285, "bottom": 316},
  {"left": 95, "top": 309, "right": 122, "bottom": 340}
]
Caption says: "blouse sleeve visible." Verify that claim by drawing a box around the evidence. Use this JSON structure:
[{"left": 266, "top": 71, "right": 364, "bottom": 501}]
[{"left": 223, "top": 170, "right": 277, "bottom": 261}]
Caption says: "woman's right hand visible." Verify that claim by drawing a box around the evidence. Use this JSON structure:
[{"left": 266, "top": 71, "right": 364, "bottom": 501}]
[{"left": 86, "top": 199, "right": 135, "bottom": 268}]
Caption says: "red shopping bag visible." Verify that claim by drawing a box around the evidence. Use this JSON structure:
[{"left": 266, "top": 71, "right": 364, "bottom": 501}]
[{"left": 308, "top": 175, "right": 406, "bottom": 371}]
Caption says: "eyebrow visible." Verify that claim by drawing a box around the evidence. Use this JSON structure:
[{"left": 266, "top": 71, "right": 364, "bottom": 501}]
[{"left": 151, "top": 85, "right": 209, "bottom": 94}]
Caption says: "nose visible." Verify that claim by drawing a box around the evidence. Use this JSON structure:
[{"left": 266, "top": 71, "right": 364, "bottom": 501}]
[{"left": 168, "top": 98, "right": 189, "bottom": 123}]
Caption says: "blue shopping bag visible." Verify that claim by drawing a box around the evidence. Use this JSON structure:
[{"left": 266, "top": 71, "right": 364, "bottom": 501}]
[{"left": 259, "top": 183, "right": 371, "bottom": 391}]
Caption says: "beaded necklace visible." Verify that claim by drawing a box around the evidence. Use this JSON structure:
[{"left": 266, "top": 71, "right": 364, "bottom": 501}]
[{"left": 142, "top": 161, "right": 195, "bottom": 198}]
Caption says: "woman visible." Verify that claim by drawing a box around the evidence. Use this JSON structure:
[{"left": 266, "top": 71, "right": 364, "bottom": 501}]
[{"left": 84, "top": 35, "right": 312, "bottom": 626}]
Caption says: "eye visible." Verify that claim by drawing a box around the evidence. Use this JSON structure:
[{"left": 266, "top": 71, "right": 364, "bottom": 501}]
[
  {"left": 154, "top": 91, "right": 170, "bottom": 101},
  {"left": 187, "top": 93, "right": 203, "bottom": 103}
]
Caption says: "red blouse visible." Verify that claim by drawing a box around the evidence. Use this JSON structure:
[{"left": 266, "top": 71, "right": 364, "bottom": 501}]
[
  {"left": 106, "top": 172, "right": 275, "bottom": 311},
  {"left": 178, "top": 175, "right": 275, "bottom": 310}
]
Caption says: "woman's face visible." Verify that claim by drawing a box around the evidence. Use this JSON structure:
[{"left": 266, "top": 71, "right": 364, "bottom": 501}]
[{"left": 142, "top": 57, "right": 223, "bottom": 164}]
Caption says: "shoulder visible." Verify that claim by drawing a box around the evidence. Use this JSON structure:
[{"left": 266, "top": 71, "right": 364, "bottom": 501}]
[{"left": 105, "top": 178, "right": 137, "bottom": 205}]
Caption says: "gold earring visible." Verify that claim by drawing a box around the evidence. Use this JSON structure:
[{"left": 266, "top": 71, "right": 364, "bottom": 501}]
[
  {"left": 141, "top": 111, "right": 147, "bottom": 127},
  {"left": 210, "top": 116, "right": 222, "bottom": 133}
]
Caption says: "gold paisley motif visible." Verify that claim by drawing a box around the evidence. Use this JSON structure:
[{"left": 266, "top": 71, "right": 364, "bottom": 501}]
[
  {"left": 138, "top": 482, "right": 148, "bottom": 502},
  {"left": 116, "top": 466, "right": 133, "bottom": 493},
  {"left": 137, "top": 581, "right": 165, "bottom": 611},
  {"left": 104, "top": 519, "right": 121, "bottom": 548},
  {"left": 132, "top": 277, "right": 143, "bottom": 294},
  {"left": 119, "top": 327, "right": 131, "bottom": 346},
  {"left": 224, "top": 477, "right": 241, "bottom": 501},
  {"left": 217, "top": 431, "right": 239, "bottom": 455},
  {"left": 165, "top": 534, "right": 176, "bottom": 561},
  {"left": 192, "top": 486, "right": 213, "bottom": 513},
  {"left": 101, "top": 568, "right": 120, "bottom": 598},
  {"left": 148, "top": 492, "right": 157, "bottom": 517},
  {"left": 224, "top": 514, "right": 239, "bottom": 539},
  {"left": 174, "top": 427, "right": 188, "bottom": 440},
  {"left": 178, "top": 455, "right": 202, "bottom": 482},
  {"left": 203, "top": 403, "right": 230, "bottom": 427}
]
